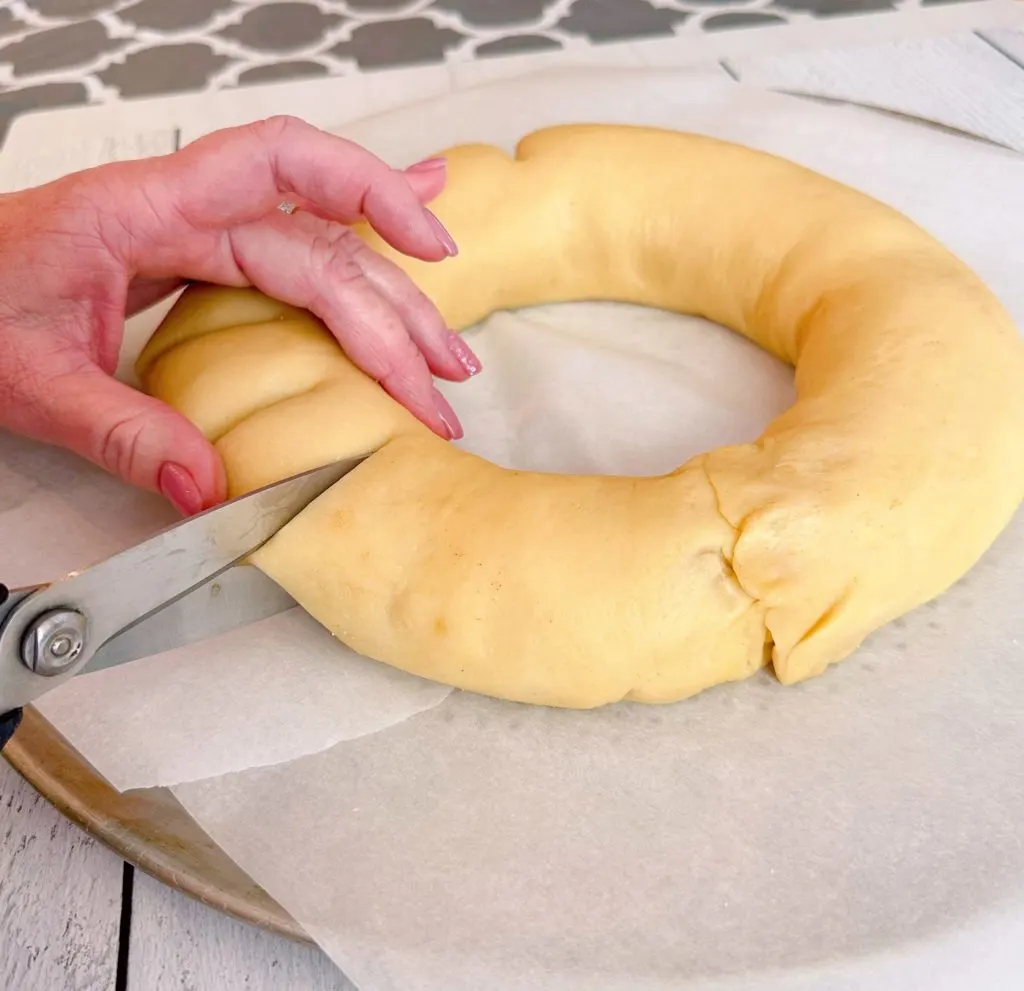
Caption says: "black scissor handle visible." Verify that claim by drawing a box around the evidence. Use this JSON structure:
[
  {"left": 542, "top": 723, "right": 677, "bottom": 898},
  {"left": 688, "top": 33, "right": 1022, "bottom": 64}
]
[
  {"left": 0, "top": 707, "right": 22, "bottom": 750},
  {"left": 0, "top": 586, "right": 22, "bottom": 748}
]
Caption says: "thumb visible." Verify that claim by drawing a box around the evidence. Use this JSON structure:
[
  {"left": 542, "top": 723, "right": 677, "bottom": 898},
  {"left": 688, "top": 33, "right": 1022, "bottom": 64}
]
[{"left": 22, "top": 366, "right": 226, "bottom": 515}]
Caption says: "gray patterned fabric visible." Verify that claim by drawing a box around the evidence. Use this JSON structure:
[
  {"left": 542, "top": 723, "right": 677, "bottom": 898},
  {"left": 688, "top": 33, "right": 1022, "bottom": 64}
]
[{"left": 0, "top": 0, "right": 985, "bottom": 142}]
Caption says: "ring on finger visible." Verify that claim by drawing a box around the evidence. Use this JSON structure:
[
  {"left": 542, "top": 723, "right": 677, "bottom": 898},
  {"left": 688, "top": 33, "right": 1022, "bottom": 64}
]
[{"left": 278, "top": 201, "right": 298, "bottom": 215}]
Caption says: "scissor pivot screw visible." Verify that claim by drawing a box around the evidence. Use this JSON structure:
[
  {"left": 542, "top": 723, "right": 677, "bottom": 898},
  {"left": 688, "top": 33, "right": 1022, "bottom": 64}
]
[{"left": 21, "top": 610, "right": 87, "bottom": 677}]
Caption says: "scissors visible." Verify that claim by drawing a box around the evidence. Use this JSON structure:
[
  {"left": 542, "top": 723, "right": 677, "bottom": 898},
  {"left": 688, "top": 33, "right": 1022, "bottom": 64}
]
[{"left": 0, "top": 455, "right": 368, "bottom": 750}]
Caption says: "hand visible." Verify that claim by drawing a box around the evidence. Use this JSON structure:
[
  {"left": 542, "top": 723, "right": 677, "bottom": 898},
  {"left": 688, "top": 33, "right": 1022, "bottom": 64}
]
[{"left": 0, "top": 115, "right": 481, "bottom": 515}]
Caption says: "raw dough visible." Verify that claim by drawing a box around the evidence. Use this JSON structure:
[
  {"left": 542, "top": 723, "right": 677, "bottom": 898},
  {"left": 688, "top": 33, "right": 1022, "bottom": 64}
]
[{"left": 137, "top": 124, "right": 1024, "bottom": 708}]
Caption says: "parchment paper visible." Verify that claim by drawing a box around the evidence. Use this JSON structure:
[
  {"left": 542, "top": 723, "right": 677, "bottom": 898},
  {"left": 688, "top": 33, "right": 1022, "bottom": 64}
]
[
  {"left": 3, "top": 62, "right": 1023, "bottom": 987},
  {"left": 33, "top": 608, "right": 451, "bottom": 790},
  {"left": 153, "top": 72, "right": 1024, "bottom": 990}
]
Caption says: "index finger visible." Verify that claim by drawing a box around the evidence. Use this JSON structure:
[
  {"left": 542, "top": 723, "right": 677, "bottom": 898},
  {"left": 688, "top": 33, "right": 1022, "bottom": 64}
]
[{"left": 139, "top": 115, "right": 457, "bottom": 263}]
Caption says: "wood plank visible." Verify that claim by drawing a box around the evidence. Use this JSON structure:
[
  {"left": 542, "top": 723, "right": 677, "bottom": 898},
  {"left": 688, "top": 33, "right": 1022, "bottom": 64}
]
[
  {"left": 128, "top": 871, "right": 354, "bottom": 991},
  {"left": 726, "top": 32, "right": 1024, "bottom": 152},
  {"left": 0, "top": 760, "right": 122, "bottom": 991}
]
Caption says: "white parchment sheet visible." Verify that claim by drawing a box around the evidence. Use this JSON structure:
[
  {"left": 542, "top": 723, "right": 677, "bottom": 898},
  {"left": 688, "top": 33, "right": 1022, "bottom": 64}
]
[
  {"left": 1, "top": 65, "right": 1022, "bottom": 987},
  {"left": 161, "top": 71, "right": 1023, "bottom": 990}
]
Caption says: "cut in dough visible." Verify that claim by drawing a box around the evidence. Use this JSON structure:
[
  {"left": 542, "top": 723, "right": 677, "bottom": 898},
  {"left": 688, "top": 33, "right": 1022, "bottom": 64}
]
[{"left": 137, "top": 124, "right": 1024, "bottom": 709}]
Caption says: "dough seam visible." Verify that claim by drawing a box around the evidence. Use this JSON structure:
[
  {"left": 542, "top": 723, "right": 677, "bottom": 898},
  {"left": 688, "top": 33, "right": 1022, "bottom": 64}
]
[
  {"left": 798, "top": 581, "right": 858, "bottom": 648},
  {"left": 212, "top": 378, "right": 335, "bottom": 446},
  {"left": 702, "top": 456, "right": 866, "bottom": 677},
  {"left": 136, "top": 314, "right": 295, "bottom": 377},
  {"left": 699, "top": 458, "right": 773, "bottom": 652}
]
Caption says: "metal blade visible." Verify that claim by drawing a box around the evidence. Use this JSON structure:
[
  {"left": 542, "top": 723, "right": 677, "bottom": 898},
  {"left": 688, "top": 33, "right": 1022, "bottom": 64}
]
[
  {"left": 0, "top": 455, "right": 367, "bottom": 711},
  {"left": 86, "top": 563, "right": 298, "bottom": 673}
]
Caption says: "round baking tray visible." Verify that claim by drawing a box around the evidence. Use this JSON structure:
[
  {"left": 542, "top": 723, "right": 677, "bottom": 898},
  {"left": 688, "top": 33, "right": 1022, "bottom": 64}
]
[{"left": 4, "top": 706, "right": 311, "bottom": 944}]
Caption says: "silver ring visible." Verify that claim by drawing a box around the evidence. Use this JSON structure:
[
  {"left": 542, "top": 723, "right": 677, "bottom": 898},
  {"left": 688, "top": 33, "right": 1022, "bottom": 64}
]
[{"left": 278, "top": 201, "right": 297, "bottom": 215}]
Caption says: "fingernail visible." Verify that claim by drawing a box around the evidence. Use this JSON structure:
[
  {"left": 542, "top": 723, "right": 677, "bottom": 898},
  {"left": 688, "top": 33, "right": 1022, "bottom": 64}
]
[
  {"left": 447, "top": 331, "right": 481, "bottom": 377},
  {"left": 406, "top": 156, "right": 447, "bottom": 174},
  {"left": 433, "top": 388, "right": 463, "bottom": 440},
  {"left": 158, "top": 462, "right": 204, "bottom": 516},
  {"left": 424, "top": 209, "right": 458, "bottom": 257}
]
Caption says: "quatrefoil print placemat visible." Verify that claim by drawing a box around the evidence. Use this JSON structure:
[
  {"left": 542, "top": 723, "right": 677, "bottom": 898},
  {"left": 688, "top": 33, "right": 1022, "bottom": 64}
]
[{"left": 0, "top": 0, "right": 1003, "bottom": 145}]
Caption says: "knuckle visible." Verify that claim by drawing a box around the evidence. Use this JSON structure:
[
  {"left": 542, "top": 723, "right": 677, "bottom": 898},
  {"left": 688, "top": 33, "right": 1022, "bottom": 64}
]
[
  {"left": 250, "top": 114, "right": 307, "bottom": 146},
  {"left": 299, "top": 224, "right": 428, "bottom": 391},
  {"left": 404, "top": 280, "right": 443, "bottom": 325},
  {"left": 308, "top": 224, "right": 365, "bottom": 287},
  {"left": 344, "top": 328, "right": 395, "bottom": 384},
  {"left": 97, "top": 410, "right": 149, "bottom": 482},
  {"left": 377, "top": 337, "right": 428, "bottom": 392},
  {"left": 363, "top": 352, "right": 394, "bottom": 385}
]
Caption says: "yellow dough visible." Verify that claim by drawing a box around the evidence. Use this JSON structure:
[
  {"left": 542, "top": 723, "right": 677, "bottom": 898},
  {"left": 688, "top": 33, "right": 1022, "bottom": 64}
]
[{"left": 137, "top": 124, "right": 1024, "bottom": 709}]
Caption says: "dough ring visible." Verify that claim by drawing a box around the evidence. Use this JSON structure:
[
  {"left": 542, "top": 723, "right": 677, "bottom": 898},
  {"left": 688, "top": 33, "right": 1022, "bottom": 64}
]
[{"left": 137, "top": 124, "right": 1024, "bottom": 709}]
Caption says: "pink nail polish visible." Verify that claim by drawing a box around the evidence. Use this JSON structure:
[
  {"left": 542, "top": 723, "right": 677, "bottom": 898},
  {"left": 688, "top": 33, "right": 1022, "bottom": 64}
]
[
  {"left": 433, "top": 388, "right": 463, "bottom": 440},
  {"left": 406, "top": 156, "right": 447, "bottom": 174},
  {"left": 424, "top": 209, "right": 458, "bottom": 257},
  {"left": 158, "top": 462, "right": 204, "bottom": 516},
  {"left": 447, "top": 331, "right": 481, "bottom": 377}
]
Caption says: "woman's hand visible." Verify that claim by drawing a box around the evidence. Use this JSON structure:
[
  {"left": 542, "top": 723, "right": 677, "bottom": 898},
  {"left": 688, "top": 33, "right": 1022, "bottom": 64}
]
[{"left": 0, "top": 115, "right": 480, "bottom": 515}]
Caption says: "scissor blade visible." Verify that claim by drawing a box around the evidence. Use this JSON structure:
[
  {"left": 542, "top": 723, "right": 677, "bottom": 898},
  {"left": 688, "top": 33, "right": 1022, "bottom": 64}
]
[
  {"left": 86, "top": 564, "right": 297, "bottom": 673},
  {"left": 0, "top": 455, "right": 367, "bottom": 711}
]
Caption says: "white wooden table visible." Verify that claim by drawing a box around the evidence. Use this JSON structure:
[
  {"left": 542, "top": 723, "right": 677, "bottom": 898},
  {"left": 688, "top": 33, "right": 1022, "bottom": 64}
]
[{"left": 3, "top": 20, "right": 1024, "bottom": 991}]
